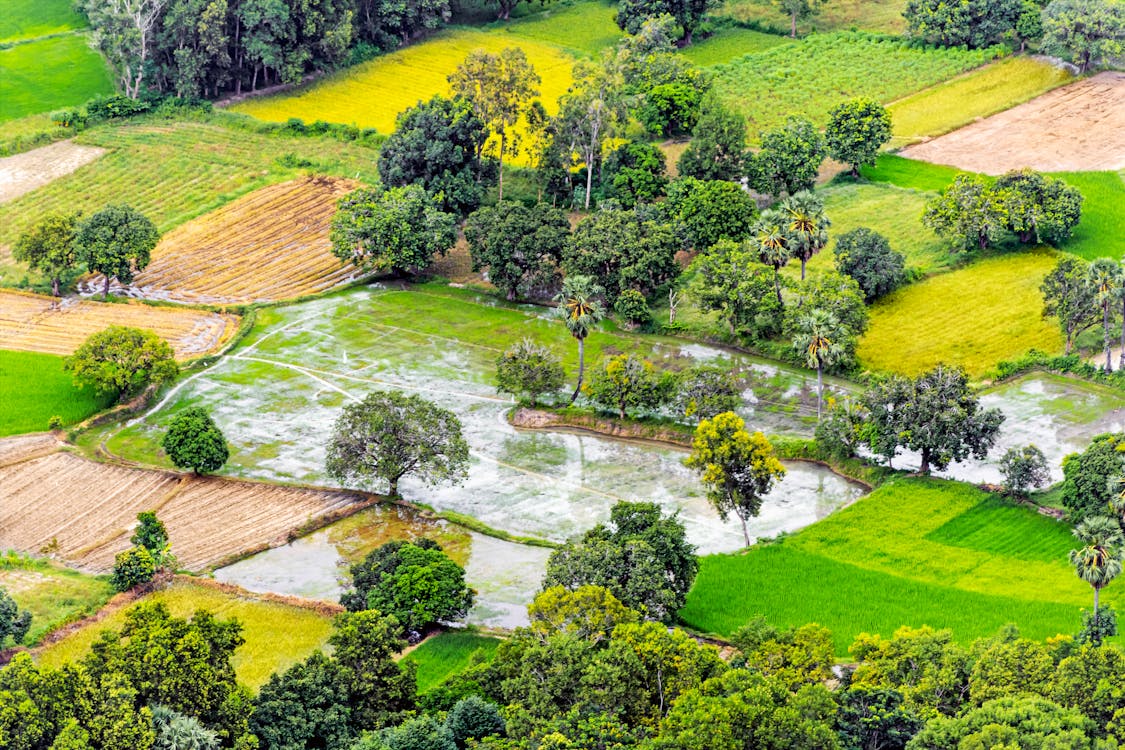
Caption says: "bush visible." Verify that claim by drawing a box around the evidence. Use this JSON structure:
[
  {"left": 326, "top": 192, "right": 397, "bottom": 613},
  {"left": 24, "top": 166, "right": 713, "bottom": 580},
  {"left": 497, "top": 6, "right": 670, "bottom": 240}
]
[
  {"left": 47, "top": 415, "right": 63, "bottom": 430},
  {"left": 50, "top": 108, "right": 86, "bottom": 130},
  {"left": 0, "top": 587, "right": 32, "bottom": 647},
  {"left": 833, "top": 228, "right": 905, "bottom": 301},
  {"left": 86, "top": 94, "right": 153, "bottom": 121},
  {"left": 614, "top": 290, "right": 653, "bottom": 329},
  {"left": 1077, "top": 605, "right": 1117, "bottom": 646},
  {"left": 111, "top": 546, "right": 156, "bottom": 591}
]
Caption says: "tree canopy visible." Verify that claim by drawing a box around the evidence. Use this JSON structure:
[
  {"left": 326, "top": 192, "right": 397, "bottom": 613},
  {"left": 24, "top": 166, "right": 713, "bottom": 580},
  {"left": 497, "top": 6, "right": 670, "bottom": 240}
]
[
  {"left": 65, "top": 326, "right": 179, "bottom": 400},
  {"left": 75, "top": 204, "right": 160, "bottom": 299},
  {"left": 162, "top": 406, "right": 229, "bottom": 474},
  {"left": 331, "top": 185, "right": 458, "bottom": 276}
]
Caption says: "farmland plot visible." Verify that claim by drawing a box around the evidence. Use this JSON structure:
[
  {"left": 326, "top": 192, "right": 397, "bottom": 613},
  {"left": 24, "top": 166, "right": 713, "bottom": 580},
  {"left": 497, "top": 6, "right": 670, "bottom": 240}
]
[
  {"left": 97, "top": 177, "right": 363, "bottom": 305},
  {"left": 0, "top": 290, "right": 239, "bottom": 358},
  {"left": 0, "top": 140, "right": 106, "bottom": 204}
]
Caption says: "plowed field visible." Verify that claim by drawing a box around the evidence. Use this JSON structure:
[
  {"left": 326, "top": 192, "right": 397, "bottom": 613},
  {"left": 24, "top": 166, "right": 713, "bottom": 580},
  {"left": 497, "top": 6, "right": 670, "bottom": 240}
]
[
  {"left": 901, "top": 72, "right": 1125, "bottom": 174},
  {"left": 0, "top": 290, "right": 239, "bottom": 358},
  {"left": 0, "top": 451, "right": 372, "bottom": 572},
  {"left": 0, "top": 140, "right": 106, "bottom": 204},
  {"left": 91, "top": 176, "right": 363, "bottom": 304}
]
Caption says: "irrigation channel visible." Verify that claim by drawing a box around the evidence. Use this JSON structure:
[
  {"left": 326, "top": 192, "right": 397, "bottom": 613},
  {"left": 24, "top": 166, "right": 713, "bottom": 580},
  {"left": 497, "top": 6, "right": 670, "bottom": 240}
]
[{"left": 97, "top": 288, "right": 1125, "bottom": 627}]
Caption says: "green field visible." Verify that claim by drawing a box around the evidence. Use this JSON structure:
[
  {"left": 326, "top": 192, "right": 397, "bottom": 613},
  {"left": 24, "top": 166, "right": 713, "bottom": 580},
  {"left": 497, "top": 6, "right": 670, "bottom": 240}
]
[
  {"left": 680, "top": 478, "right": 1116, "bottom": 653},
  {"left": 0, "top": 118, "right": 381, "bottom": 285},
  {"left": 0, "top": 0, "right": 87, "bottom": 42},
  {"left": 493, "top": 0, "right": 623, "bottom": 56},
  {"left": 0, "top": 34, "right": 114, "bottom": 123},
  {"left": 0, "top": 553, "right": 114, "bottom": 645},
  {"left": 37, "top": 581, "right": 335, "bottom": 690},
  {"left": 0, "top": 350, "right": 112, "bottom": 436},
  {"left": 405, "top": 631, "right": 502, "bottom": 692},
  {"left": 857, "top": 249, "right": 1064, "bottom": 376},
  {"left": 716, "top": 0, "right": 908, "bottom": 34},
  {"left": 888, "top": 57, "right": 1073, "bottom": 146},
  {"left": 712, "top": 33, "right": 1000, "bottom": 139},
  {"left": 680, "top": 27, "right": 790, "bottom": 66}
]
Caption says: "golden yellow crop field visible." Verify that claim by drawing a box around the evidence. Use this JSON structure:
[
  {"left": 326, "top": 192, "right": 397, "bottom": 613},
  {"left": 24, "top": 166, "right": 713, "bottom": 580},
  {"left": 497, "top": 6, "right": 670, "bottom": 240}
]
[
  {"left": 128, "top": 176, "right": 361, "bottom": 305},
  {"left": 229, "top": 28, "right": 576, "bottom": 142}
]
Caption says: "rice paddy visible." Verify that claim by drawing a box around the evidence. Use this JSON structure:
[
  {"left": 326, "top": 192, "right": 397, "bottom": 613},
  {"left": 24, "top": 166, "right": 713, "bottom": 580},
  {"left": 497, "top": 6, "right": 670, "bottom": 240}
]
[
  {"left": 0, "top": 349, "right": 112, "bottom": 436},
  {"left": 405, "top": 631, "right": 502, "bottom": 692},
  {"left": 0, "top": 34, "right": 115, "bottom": 122},
  {"left": 0, "top": 552, "right": 114, "bottom": 644}
]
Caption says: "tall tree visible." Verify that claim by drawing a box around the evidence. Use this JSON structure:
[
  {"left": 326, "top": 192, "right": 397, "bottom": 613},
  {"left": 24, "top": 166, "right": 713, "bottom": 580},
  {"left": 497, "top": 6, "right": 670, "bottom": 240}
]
[
  {"left": 0, "top": 587, "right": 32, "bottom": 647},
  {"left": 684, "top": 411, "right": 786, "bottom": 546},
  {"left": 75, "top": 205, "right": 160, "bottom": 299},
  {"left": 1041, "top": 256, "right": 1098, "bottom": 355},
  {"left": 465, "top": 203, "right": 569, "bottom": 301},
  {"left": 688, "top": 240, "right": 784, "bottom": 341},
  {"left": 1068, "top": 516, "right": 1124, "bottom": 618},
  {"left": 449, "top": 48, "right": 541, "bottom": 201},
  {"left": 922, "top": 174, "right": 1006, "bottom": 252},
  {"left": 80, "top": 0, "right": 171, "bottom": 98},
  {"left": 904, "top": 0, "right": 1022, "bottom": 47},
  {"left": 325, "top": 391, "right": 470, "bottom": 497},
  {"left": 1042, "top": 0, "right": 1125, "bottom": 72},
  {"left": 664, "top": 177, "right": 757, "bottom": 249},
  {"left": 565, "top": 207, "right": 681, "bottom": 304},
  {"left": 554, "top": 275, "right": 605, "bottom": 403},
  {"left": 778, "top": 0, "right": 824, "bottom": 36},
  {"left": 791, "top": 308, "right": 848, "bottom": 419},
  {"left": 782, "top": 190, "right": 830, "bottom": 280},
  {"left": 330, "top": 185, "right": 458, "bottom": 276},
  {"left": 747, "top": 209, "right": 792, "bottom": 306},
  {"left": 749, "top": 115, "right": 827, "bottom": 198},
  {"left": 677, "top": 95, "right": 747, "bottom": 182},
  {"left": 1088, "top": 258, "right": 1121, "bottom": 371},
  {"left": 13, "top": 213, "right": 80, "bottom": 297},
  {"left": 825, "top": 98, "right": 892, "bottom": 178},
  {"left": 556, "top": 56, "right": 628, "bottom": 210},
  {"left": 994, "top": 169, "right": 1083, "bottom": 246}
]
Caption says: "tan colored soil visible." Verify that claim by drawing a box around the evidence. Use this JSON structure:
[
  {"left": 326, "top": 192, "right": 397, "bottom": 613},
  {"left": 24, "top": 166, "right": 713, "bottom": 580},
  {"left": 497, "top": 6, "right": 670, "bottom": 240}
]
[
  {"left": 0, "top": 141, "right": 106, "bottom": 204},
  {"left": 0, "top": 433, "right": 61, "bottom": 468},
  {"left": 900, "top": 72, "right": 1125, "bottom": 174}
]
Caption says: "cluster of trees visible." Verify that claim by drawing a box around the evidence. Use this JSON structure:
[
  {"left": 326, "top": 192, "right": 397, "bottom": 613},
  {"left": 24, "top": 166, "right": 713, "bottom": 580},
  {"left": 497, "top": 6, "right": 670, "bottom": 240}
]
[
  {"left": 1041, "top": 255, "right": 1125, "bottom": 370},
  {"left": 904, "top": 0, "right": 1123, "bottom": 70},
  {"left": 0, "top": 585, "right": 32, "bottom": 649},
  {"left": 111, "top": 511, "right": 175, "bottom": 591},
  {"left": 923, "top": 170, "right": 1084, "bottom": 253},
  {"left": 15, "top": 205, "right": 160, "bottom": 299}
]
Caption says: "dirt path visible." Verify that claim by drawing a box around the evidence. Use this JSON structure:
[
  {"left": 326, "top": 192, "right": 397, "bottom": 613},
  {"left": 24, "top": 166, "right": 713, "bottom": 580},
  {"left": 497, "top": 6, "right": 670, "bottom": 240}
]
[
  {"left": 900, "top": 72, "right": 1125, "bottom": 174},
  {"left": 0, "top": 140, "right": 106, "bottom": 204}
]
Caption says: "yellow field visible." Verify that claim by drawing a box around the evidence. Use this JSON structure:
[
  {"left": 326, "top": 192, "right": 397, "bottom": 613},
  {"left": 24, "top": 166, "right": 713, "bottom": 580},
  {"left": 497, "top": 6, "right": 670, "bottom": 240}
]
[
  {"left": 857, "top": 249, "right": 1065, "bottom": 377},
  {"left": 889, "top": 57, "right": 1073, "bottom": 147},
  {"left": 229, "top": 29, "right": 575, "bottom": 163},
  {"left": 127, "top": 176, "right": 361, "bottom": 305},
  {"left": 0, "top": 290, "right": 239, "bottom": 359}
]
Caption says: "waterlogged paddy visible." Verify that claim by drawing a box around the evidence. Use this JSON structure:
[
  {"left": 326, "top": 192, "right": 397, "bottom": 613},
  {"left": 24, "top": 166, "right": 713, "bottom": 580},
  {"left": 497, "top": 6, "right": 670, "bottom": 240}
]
[{"left": 103, "top": 287, "right": 863, "bottom": 554}]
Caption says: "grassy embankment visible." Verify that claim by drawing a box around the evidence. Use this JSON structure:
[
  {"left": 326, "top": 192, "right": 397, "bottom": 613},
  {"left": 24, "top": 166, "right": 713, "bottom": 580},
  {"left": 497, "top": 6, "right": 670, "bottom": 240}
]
[{"left": 0, "top": 553, "right": 114, "bottom": 645}]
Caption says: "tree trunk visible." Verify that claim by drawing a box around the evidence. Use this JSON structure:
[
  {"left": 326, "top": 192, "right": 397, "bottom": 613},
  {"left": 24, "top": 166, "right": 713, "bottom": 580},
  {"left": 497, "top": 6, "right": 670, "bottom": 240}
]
[
  {"left": 389, "top": 475, "right": 400, "bottom": 497},
  {"left": 498, "top": 129, "right": 506, "bottom": 202},
  {"left": 816, "top": 364, "right": 823, "bottom": 420},
  {"left": 919, "top": 448, "right": 930, "bottom": 475},
  {"left": 1094, "top": 584, "right": 1100, "bottom": 618},
  {"left": 51, "top": 276, "right": 60, "bottom": 297},
  {"left": 1105, "top": 303, "right": 1113, "bottom": 371},
  {"left": 570, "top": 337, "right": 585, "bottom": 404},
  {"left": 103, "top": 274, "right": 111, "bottom": 300},
  {"left": 773, "top": 269, "right": 783, "bottom": 305},
  {"left": 584, "top": 153, "right": 594, "bottom": 211},
  {"left": 801, "top": 256, "right": 807, "bottom": 280},
  {"left": 739, "top": 514, "right": 750, "bottom": 547},
  {"left": 1119, "top": 298, "right": 1125, "bottom": 370},
  {"left": 1065, "top": 326, "right": 1073, "bottom": 355},
  {"left": 791, "top": 12, "right": 798, "bottom": 37}
]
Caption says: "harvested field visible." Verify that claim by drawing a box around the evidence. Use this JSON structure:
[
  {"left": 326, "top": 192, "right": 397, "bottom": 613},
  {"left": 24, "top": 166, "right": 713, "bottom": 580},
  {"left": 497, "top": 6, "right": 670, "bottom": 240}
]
[
  {"left": 0, "top": 451, "right": 373, "bottom": 572},
  {"left": 0, "top": 432, "right": 60, "bottom": 467},
  {"left": 97, "top": 177, "right": 363, "bottom": 304},
  {"left": 0, "top": 290, "right": 239, "bottom": 358},
  {"left": 0, "top": 140, "right": 106, "bottom": 203},
  {"left": 900, "top": 72, "right": 1125, "bottom": 174}
]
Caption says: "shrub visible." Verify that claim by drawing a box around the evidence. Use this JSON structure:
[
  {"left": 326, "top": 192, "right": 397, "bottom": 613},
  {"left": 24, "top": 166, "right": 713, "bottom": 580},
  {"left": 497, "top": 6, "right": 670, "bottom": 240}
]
[
  {"left": 111, "top": 546, "right": 156, "bottom": 591},
  {"left": 614, "top": 290, "right": 653, "bottom": 329},
  {"left": 0, "top": 587, "right": 32, "bottom": 647},
  {"left": 834, "top": 228, "right": 905, "bottom": 301},
  {"left": 47, "top": 415, "right": 63, "bottom": 430}
]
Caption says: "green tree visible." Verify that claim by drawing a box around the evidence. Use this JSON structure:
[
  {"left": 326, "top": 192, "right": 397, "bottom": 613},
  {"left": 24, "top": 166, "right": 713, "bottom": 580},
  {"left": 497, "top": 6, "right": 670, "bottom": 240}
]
[
  {"left": 563, "top": 207, "right": 680, "bottom": 297},
  {"left": 377, "top": 96, "right": 492, "bottom": 216},
  {"left": 677, "top": 95, "right": 748, "bottom": 181},
  {"left": 584, "top": 353, "right": 673, "bottom": 418},
  {"left": 328, "top": 610, "right": 417, "bottom": 728},
  {"left": 675, "top": 365, "right": 742, "bottom": 422},
  {"left": 782, "top": 190, "right": 830, "bottom": 280},
  {"left": 1088, "top": 258, "right": 1122, "bottom": 372},
  {"left": 994, "top": 169, "right": 1084, "bottom": 246},
  {"left": 778, "top": 0, "right": 824, "bottom": 36},
  {"left": 325, "top": 391, "right": 470, "bottom": 497},
  {"left": 602, "top": 140, "right": 668, "bottom": 207},
  {"left": 131, "top": 511, "right": 169, "bottom": 556},
  {"left": 340, "top": 540, "right": 474, "bottom": 639},
  {"left": 967, "top": 631, "right": 1054, "bottom": 705},
  {"left": 748, "top": 209, "right": 793, "bottom": 306},
  {"left": 998, "top": 445, "right": 1051, "bottom": 497},
  {"left": 528, "top": 585, "right": 641, "bottom": 643},
  {"left": 1069, "top": 516, "right": 1124, "bottom": 619},
  {"left": 837, "top": 687, "right": 923, "bottom": 750},
  {"left": 251, "top": 651, "right": 354, "bottom": 750},
  {"left": 1051, "top": 642, "right": 1125, "bottom": 729},
  {"left": 614, "top": 0, "right": 720, "bottom": 43},
  {"left": 1042, "top": 0, "right": 1125, "bottom": 72},
  {"left": 749, "top": 115, "right": 827, "bottom": 198},
  {"left": 374, "top": 715, "right": 456, "bottom": 750},
  {"left": 1059, "top": 433, "right": 1125, "bottom": 522},
  {"left": 848, "top": 625, "right": 973, "bottom": 717},
  {"left": 554, "top": 275, "right": 605, "bottom": 404},
  {"left": 65, "top": 326, "right": 179, "bottom": 400},
  {"left": 906, "top": 696, "right": 1090, "bottom": 750},
  {"left": 834, "top": 227, "right": 906, "bottom": 301},
  {"left": 904, "top": 0, "right": 1022, "bottom": 47},
  {"left": 152, "top": 705, "right": 219, "bottom": 750},
  {"left": 638, "top": 82, "right": 704, "bottom": 137},
  {"left": 1041, "top": 256, "right": 1099, "bottom": 355},
  {"left": 331, "top": 185, "right": 458, "bottom": 277},
  {"left": 689, "top": 240, "right": 783, "bottom": 340},
  {"left": 75, "top": 205, "right": 160, "bottom": 299},
  {"left": 665, "top": 177, "right": 758, "bottom": 249},
  {"left": 825, "top": 98, "right": 892, "bottom": 178},
  {"left": 732, "top": 618, "right": 836, "bottom": 691},
  {"left": 792, "top": 309, "right": 848, "bottom": 419},
  {"left": 614, "top": 288, "right": 654, "bottom": 328},
  {"left": 922, "top": 174, "right": 1006, "bottom": 252},
  {"left": 446, "top": 695, "right": 505, "bottom": 747},
  {"left": 496, "top": 340, "right": 565, "bottom": 406},
  {"left": 465, "top": 203, "right": 569, "bottom": 301},
  {"left": 0, "top": 587, "right": 31, "bottom": 647},
  {"left": 685, "top": 411, "right": 786, "bottom": 546},
  {"left": 449, "top": 48, "right": 541, "bottom": 202},
  {"left": 556, "top": 56, "right": 628, "bottom": 210},
  {"left": 12, "top": 213, "right": 80, "bottom": 297},
  {"left": 162, "top": 407, "right": 229, "bottom": 474}
]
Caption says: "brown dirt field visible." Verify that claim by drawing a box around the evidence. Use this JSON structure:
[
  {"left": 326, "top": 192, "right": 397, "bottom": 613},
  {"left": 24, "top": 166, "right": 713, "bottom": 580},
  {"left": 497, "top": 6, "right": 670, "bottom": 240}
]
[
  {"left": 900, "top": 72, "right": 1125, "bottom": 174},
  {"left": 0, "top": 141, "right": 107, "bottom": 204},
  {"left": 0, "top": 290, "right": 239, "bottom": 359},
  {"left": 0, "top": 451, "right": 374, "bottom": 573},
  {"left": 86, "top": 176, "right": 364, "bottom": 304},
  {"left": 0, "top": 432, "right": 61, "bottom": 468}
]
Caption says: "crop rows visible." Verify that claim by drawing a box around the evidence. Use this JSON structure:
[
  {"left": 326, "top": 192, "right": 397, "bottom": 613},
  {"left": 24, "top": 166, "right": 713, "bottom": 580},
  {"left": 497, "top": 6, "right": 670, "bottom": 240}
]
[
  {"left": 0, "top": 290, "right": 238, "bottom": 358},
  {"left": 109, "top": 177, "right": 362, "bottom": 304}
]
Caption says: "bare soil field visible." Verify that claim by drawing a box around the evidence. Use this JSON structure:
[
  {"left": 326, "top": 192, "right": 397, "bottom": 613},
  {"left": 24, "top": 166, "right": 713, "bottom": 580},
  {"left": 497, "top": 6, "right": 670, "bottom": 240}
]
[
  {"left": 0, "top": 432, "right": 60, "bottom": 467},
  {"left": 88, "top": 176, "right": 364, "bottom": 304},
  {"left": 900, "top": 72, "right": 1125, "bottom": 174},
  {"left": 0, "top": 451, "right": 373, "bottom": 572},
  {"left": 0, "top": 290, "right": 239, "bottom": 358},
  {"left": 0, "top": 140, "right": 106, "bottom": 203}
]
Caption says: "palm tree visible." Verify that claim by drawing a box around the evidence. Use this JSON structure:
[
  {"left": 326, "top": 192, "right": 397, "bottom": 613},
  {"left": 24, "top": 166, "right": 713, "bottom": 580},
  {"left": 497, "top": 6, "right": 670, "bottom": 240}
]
[
  {"left": 782, "top": 191, "right": 830, "bottom": 280},
  {"left": 748, "top": 210, "right": 791, "bottom": 305},
  {"left": 1109, "top": 475, "right": 1125, "bottom": 524},
  {"left": 793, "top": 309, "right": 847, "bottom": 419},
  {"left": 1089, "top": 259, "right": 1121, "bottom": 371},
  {"left": 1068, "top": 515, "right": 1124, "bottom": 617},
  {"left": 554, "top": 274, "right": 605, "bottom": 404}
]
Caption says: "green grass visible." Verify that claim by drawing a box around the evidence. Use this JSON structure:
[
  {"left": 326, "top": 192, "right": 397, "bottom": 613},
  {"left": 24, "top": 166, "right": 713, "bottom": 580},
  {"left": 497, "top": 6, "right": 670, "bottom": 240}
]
[
  {"left": 0, "top": 553, "right": 114, "bottom": 645},
  {"left": 1049, "top": 171, "right": 1125, "bottom": 260},
  {"left": 716, "top": 0, "right": 908, "bottom": 34},
  {"left": 857, "top": 248, "right": 1065, "bottom": 376},
  {"left": 0, "top": 0, "right": 87, "bottom": 43},
  {"left": 887, "top": 57, "right": 1073, "bottom": 147},
  {"left": 405, "top": 631, "right": 502, "bottom": 692},
  {"left": 679, "top": 27, "right": 789, "bottom": 66},
  {"left": 711, "top": 32, "right": 1001, "bottom": 139},
  {"left": 0, "top": 34, "right": 114, "bottom": 122},
  {"left": 36, "top": 581, "right": 335, "bottom": 690},
  {"left": 494, "top": 0, "right": 623, "bottom": 56},
  {"left": 0, "top": 350, "right": 112, "bottom": 436},
  {"left": 0, "top": 117, "right": 382, "bottom": 285},
  {"left": 680, "top": 477, "right": 1115, "bottom": 654},
  {"left": 859, "top": 153, "right": 965, "bottom": 192}
]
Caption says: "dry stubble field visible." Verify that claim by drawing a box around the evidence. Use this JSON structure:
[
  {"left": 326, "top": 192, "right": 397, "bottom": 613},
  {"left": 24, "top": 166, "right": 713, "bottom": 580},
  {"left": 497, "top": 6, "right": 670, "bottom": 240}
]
[
  {"left": 0, "top": 140, "right": 106, "bottom": 203},
  {"left": 0, "top": 290, "right": 239, "bottom": 358},
  {"left": 901, "top": 72, "right": 1125, "bottom": 174}
]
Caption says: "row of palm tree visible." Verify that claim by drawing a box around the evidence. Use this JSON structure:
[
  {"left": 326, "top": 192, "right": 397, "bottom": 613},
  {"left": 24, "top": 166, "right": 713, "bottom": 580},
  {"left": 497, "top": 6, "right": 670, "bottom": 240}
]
[{"left": 1089, "top": 258, "right": 1125, "bottom": 372}]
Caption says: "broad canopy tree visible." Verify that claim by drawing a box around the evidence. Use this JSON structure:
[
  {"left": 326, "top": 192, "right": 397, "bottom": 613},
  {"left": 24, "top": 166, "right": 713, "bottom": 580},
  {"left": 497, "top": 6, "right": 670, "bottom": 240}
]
[
  {"left": 834, "top": 227, "right": 906, "bottom": 301},
  {"left": 75, "top": 204, "right": 160, "bottom": 299},
  {"left": 825, "top": 98, "right": 892, "bottom": 178},
  {"left": 1042, "top": 0, "right": 1125, "bottom": 72},
  {"left": 162, "top": 406, "right": 229, "bottom": 474},
  {"left": 465, "top": 202, "right": 569, "bottom": 300},
  {"left": 564, "top": 207, "right": 681, "bottom": 304},
  {"left": 749, "top": 115, "right": 827, "bottom": 198},
  {"left": 65, "top": 326, "right": 179, "bottom": 400},
  {"left": 1041, "top": 256, "right": 1099, "bottom": 355},
  {"left": 496, "top": 339, "right": 566, "bottom": 406},
  {"left": 677, "top": 95, "right": 748, "bottom": 182},
  {"left": 584, "top": 353, "right": 673, "bottom": 419},
  {"left": 13, "top": 212, "right": 80, "bottom": 297}
]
